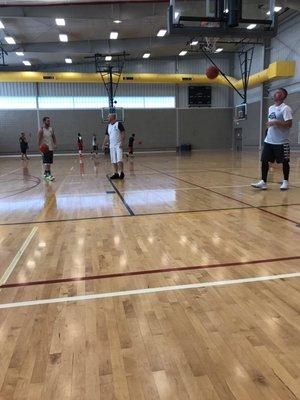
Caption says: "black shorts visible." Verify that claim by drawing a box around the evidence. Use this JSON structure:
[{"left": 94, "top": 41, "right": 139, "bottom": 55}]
[
  {"left": 42, "top": 150, "right": 54, "bottom": 164},
  {"left": 261, "top": 142, "right": 290, "bottom": 163},
  {"left": 93, "top": 145, "right": 98, "bottom": 151}
]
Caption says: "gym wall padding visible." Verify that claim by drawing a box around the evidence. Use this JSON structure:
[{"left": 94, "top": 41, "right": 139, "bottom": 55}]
[{"left": 0, "top": 108, "right": 233, "bottom": 154}]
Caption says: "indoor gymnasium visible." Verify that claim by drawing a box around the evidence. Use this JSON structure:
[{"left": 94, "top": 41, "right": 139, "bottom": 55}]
[{"left": 0, "top": 0, "right": 300, "bottom": 399}]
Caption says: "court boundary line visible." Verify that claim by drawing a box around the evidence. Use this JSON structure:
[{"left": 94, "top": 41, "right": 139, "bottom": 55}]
[
  {"left": 1, "top": 255, "right": 300, "bottom": 290},
  {"left": 0, "top": 226, "right": 38, "bottom": 288},
  {"left": 0, "top": 203, "right": 299, "bottom": 227},
  {"left": 141, "top": 164, "right": 300, "bottom": 225},
  {"left": 1, "top": 271, "right": 299, "bottom": 309},
  {"left": 106, "top": 174, "right": 135, "bottom": 216}
]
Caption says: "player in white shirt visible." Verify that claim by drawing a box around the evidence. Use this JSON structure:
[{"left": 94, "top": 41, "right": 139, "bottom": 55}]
[
  {"left": 38, "top": 116, "right": 57, "bottom": 181},
  {"left": 102, "top": 113, "right": 126, "bottom": 179},
  {"left": 251, "top": 88, "right": 293, "bottom": 190}
]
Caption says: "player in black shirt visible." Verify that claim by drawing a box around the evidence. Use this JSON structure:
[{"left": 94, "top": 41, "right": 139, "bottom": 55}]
[{"left": 128, "top": 134, "right": 135, "bottom": 156}]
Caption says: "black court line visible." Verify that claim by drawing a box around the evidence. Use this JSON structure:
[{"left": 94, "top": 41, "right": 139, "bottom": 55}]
[
  {"left": 106, "top": 174, "right": 135, "bottom": 216},
  {"left": 0, "top": 203, "right": 299, "bottom": 227},
  {"left": 141, "top": 163, "right": 300, "bottom": 225},
  {"left": 0, "top": 175, "right": 41, "bottom": 200}
]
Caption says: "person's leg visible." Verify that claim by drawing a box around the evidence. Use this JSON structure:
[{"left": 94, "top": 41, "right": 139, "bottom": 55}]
[
  {"left": 117, "top": 147, "right": 124, "bottom": 179},
  {"left": 251, "top": 143, "right": 273, "bottom": 189},
  {"left": 283, "top": 160, "right": 290, "bottom": 181},
  {"left": 262, "top": 160, "right": 269, "bottom": 182},
  {"left": 110, "top": 147, "right": 119, "bottom": 179}
]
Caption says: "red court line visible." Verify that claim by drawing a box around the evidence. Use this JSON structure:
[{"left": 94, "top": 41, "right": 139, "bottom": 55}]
[
  {"left": 1, "top": 255, "right": 300, "bottom": 290},
  {"left": 142, "top": 164, "right": 300, "bottom": 225}
]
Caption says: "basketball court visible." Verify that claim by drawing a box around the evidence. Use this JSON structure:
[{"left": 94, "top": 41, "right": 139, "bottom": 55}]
[{"left": 0, "top": 1, "right": 300, "bottom": 399}]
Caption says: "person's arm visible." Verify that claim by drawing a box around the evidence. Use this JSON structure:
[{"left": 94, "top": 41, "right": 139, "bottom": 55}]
[
  {"left": 38, "top": 128, "right": 43, "bottom": 146},
  {"left": 102, "top": 127, "right": 109, "bottom": 150},
  {"left": 52, "top": 131, "right": 57, "bottom": 146},
  {"left": 267, "top": 106, "right": 293, "bottom": 129},
  {"left": 267, "top": 120, "right": 292, "bottom": 129},
  {"left": 118, "top": 123, "right": 125, "bottom": 149}
]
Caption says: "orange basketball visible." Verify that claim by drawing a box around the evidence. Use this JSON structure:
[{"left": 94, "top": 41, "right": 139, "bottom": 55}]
[
  {"left": 40, "top": 143, "right": 49, "bottom": 153},
  {"left": 206, "top": 65, "right": 219, "bottom": 79}
]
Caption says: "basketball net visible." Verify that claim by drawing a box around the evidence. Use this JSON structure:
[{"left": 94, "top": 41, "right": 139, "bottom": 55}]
[{"left": 200, "top": 21, "right": 219, "bottom": 53}]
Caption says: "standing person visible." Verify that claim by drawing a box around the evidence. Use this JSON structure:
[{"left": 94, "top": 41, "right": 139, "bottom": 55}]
[
  {"left": 91, "top": 134, "right": 98, "bottom": 154},
  {"left": 38, "top": 116, "right": 57, "bottom": 181},
  {"left": 128, "top": 134, "right": 135, "bottom": 156},
  {"left": 251, "top": 88, "right": 293, "bottom": 191},
  {"left": 102, "top": 113, "right": 125, "bottom": 179},
  {"left": 77, "top": 133, "right": 83, "bottom": 155},
  {"left": 19, "top": 132, "right": 29, "bottom": 160}
]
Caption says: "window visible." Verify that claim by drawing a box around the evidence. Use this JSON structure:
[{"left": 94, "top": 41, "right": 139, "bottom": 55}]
[
  {"left": 0, "top": 96, "right": 36, "bottom": 109},
  {"left": 0, "top": 96, "right": 176, "bottom": 110}
]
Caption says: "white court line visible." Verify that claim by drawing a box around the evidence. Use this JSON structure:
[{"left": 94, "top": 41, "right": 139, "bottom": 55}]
[
  {"left": 0, "top": 227, "right": 38, "bottom": 288},
  {"left": 0, "top": 168, "right": 20, "bottom": 179},
  {"left": 0, "top": 271, "right": 299, "bottom": 309}
]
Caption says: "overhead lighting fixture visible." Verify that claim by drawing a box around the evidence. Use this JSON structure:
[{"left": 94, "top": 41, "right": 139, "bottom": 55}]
[
  {"left": 16, "top": 52, "right": 24, "bottom": 56},
  {"left": 224, "top": 8, "right": 229, "bottom": 13},
  {"left": 157, "top": 29, "right": 167, "bottom": 37},
  {"left": 113, "top": 20, "right": 122, "bottom": 24},
  {"left": 0, "top": 20, "right": 4, "bottom": 29},
  {"left": 191, "top": 40, "right": 198, "bottom": 46},
  {"left": 23, "top": 60, "right": 31, "bottom": 66},
  {"left": 247, "top": 24, "right": 257, "bottom": 30},
  {"left": 59, "top": 34, "right": 68, "bottom": 42},
  {"left": 55, "top": 18, "right": 65, "bottom": 26},
  {"left": 179, "top": 50, "right": 187, "bottom": 56},
  {"left": 110, "top": 31, "right": 118, "bottom": 39},
  {"left": 5, "top": 37, "right": 16, "bottom": 44},
  {"left": 105, "top": 55, "right": 112, "bottom": 61},
  {"left": 215, "top": 48, "right": 223, "bottom": 53},
  {"left": 175, "top": 11, "right": 180, "bottom": 19},
  {"left": 65, "top": 58, "right": 72, "bottom": 64},
  {"left": 143, "top": 53, "right": 150, "bottom": 59},
  {"left": 266, "top": 6, "right": 282, "bottom": 15}
]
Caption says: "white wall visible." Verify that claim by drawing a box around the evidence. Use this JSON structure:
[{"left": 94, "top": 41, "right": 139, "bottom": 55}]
[{"left": 269, "top": 13, "right": 300, "bottom": 94}]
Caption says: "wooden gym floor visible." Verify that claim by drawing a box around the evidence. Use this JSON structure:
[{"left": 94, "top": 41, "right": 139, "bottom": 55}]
[{"left": 0, "top": 150, "right": 299, "bottom": 400}]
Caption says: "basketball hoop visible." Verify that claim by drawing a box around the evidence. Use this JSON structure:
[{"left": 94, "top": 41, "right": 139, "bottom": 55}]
[{"left": 200, "top": 21, "right": 219, "bottom": 53}]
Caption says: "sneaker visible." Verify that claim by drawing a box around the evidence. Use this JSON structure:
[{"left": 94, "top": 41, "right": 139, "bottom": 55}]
[
  {"left": 110, "top": 173, "right": 119, "bottom": 180},
  {"left": 280, "top": 180, "right": 289, "bottom": 190},
  {"left": 251, "top": 180, "right": 267, "bottom": 190},
  {"left": 48, "top": 174, "right": 55, "bottom": 181},
  {"left": 119, "top": 172, "right": 125, "bottom": 180}
]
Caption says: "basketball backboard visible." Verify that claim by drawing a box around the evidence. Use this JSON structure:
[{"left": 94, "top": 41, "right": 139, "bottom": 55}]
[
  {"left": 234, "top": 103, "right": 247, "bottom": 121},
  {"left": 101, "top": 107, "right": 125, "bottom": 123}
]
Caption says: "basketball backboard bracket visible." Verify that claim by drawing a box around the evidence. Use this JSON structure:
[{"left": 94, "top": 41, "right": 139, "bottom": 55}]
[
  {"left": 167, "top": 1, "right": 278, "bottom": 39},
  {"left": 85, "top": 52, "right": 129, "bottom": 112}
]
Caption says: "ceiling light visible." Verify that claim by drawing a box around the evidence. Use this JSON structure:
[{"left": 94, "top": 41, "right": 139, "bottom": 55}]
[
  {"left": 5, "top": 37, "right": 16, "bottom": 44},
  {"left": 247, "top": 24, "right": 257, "bottom": 30},
  {"left": 175, "top": 11, "right": 179, "bottom": 19},
  {"left": 0, "top": 20, "right": 4, "bottom": 29},
  {"left": 16, "top": 52, "right": 24, "bottom": 56},
  {"left": 191, "top": 40, "right": 198, "bottom": 46},
  {"left": 23, "top": 60, "right": 31, "bottom": 66},
  {"left": 113, "top": 20, "right": 121, "bottom": 24},
  {"left": 266, "top": 6, "right": 282, "bottom": 15},
  {"left": 110, "top": 31, "right": 118, "bottom": 39},
  {"left": 65, "top": 58, "right": 72, "bottom": 64},
  {"left": 105, "top": 56, "right": 112, "bottom": 61},
  {"left": 143, "top": 53, "right": 150, "bottom": 59},
  {"left": 59, "top": 34, "right": 68, "bottom": 42},
  {"left": 215, "top": 48, "right": 223, "bottom": 53},
  {"left": 55, "top": 18, "right": 65, "bottom": 26},
  {"left": 157, "top": 29, "right": 167, "bottom": 37},
  {"left": 179, "top": 50, "right": 187, "bottom": 56},
  {"left": 224, "top": 8, "right": 229, "bottom": 13}
]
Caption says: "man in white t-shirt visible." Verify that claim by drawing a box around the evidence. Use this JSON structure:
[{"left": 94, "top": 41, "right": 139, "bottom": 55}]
[
  {"left": 38, "top": 116, "right": 57, "bottom": 181},
  {"left": 102, "top": 113, "right": 125, "bottom": 179},
  {"left": 251, "top": 88, "right": 293, "bottom": 190}
]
